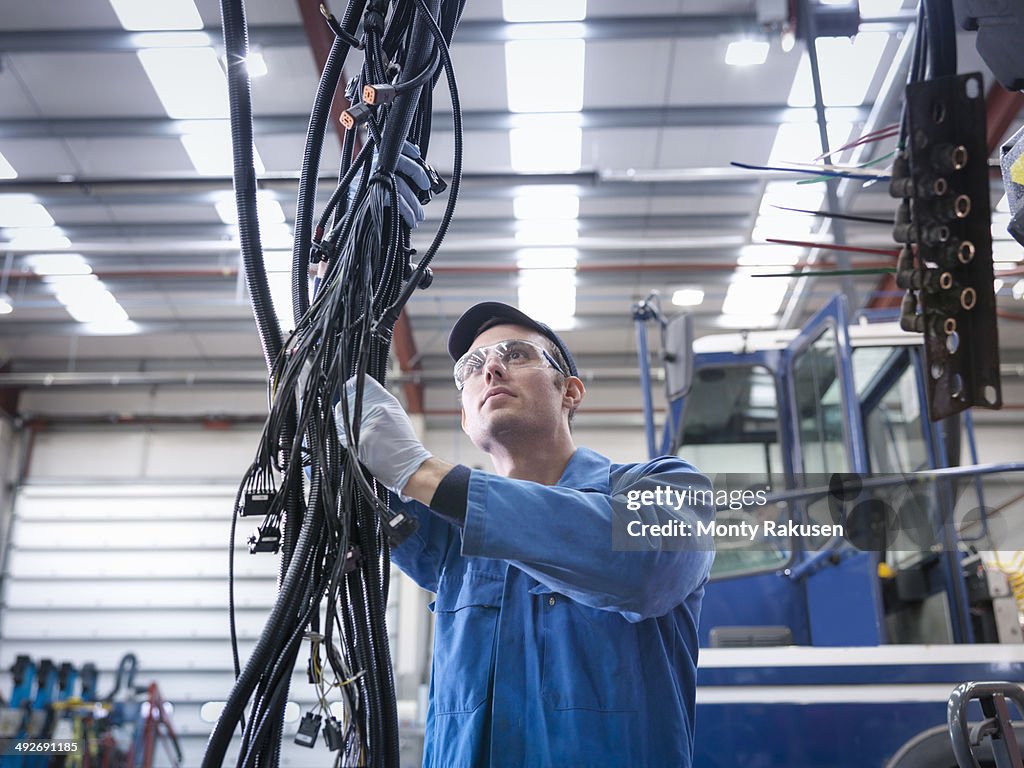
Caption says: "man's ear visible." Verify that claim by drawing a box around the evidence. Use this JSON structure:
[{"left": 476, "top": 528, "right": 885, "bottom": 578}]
[
  {"left": 563, "top": 376, "right": 585, "bottom": 410},
  {"left": 460, "top": 406, "right": 468, "bottom": 434}
]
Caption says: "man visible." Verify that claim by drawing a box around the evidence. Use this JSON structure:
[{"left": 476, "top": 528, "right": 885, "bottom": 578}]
[{"left": 337, "top": 302, "right": 715, "bottom": 767}]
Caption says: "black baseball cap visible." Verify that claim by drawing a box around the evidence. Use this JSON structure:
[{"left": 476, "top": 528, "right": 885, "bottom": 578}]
[{"left": 447, "top": 302, "right": 578, "bottom": 378}]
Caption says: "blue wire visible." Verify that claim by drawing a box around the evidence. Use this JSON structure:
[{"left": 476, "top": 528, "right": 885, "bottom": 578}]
[{"left": 730, "top": 160, "right": 891, "bottom": 182}]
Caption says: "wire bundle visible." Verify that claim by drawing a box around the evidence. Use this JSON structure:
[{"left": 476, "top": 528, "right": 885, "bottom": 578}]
[{"left": 207, "top": 0, "right": 465, "bottom": 766}]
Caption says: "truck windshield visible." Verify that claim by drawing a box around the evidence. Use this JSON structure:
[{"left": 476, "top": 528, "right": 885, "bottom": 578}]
[{"left": 675, "top": 364, "right": 789, "bottom": 578}]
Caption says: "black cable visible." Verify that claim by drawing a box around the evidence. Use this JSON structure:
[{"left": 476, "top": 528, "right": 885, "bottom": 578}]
[{"left": 212, "top": 0, "right": 464, "bottom": 764}]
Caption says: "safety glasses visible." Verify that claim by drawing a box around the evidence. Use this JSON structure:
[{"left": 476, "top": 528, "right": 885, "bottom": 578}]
[{"left": 453, "top": 338, "right": 567, "bottom": 390}]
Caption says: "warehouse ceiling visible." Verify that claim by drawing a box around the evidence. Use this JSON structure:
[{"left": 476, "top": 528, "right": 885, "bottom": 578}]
[{"left": 0, "top": 0, "right": 1022, "bottom": 415}]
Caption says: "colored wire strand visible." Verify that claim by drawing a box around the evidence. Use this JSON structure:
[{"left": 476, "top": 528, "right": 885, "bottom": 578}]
[
  {"left": 769, "top": 204, "right": 894, "bottom": 225},
  {"left": 730, "top": 160, "right": 891, "bottom": 182}
]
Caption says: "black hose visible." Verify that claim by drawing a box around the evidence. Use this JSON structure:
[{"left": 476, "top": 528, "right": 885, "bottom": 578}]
[
  {"left": 376, "top": 0, "right": 441, "bottom": 175},
  {"left": 923, "top": 0, "right": 956, "bottom": 80},
  {"left": 292, "top": 0, "right": 365, "bottom": 325},
  {"left": 216, "top": 0, "right": 465, "bottom": 763},
  {"left": 220, "top": 0, "right": 281, "bottom": 371}
]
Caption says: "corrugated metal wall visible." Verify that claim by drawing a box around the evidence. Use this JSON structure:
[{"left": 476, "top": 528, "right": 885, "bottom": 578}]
[{"left": 0, "top": 426, "right": 427, "bottom": 767}]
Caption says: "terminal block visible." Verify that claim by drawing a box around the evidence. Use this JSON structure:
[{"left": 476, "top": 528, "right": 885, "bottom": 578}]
[{"left": 893, "top": 72, "right": 1002, "bottom": 421}]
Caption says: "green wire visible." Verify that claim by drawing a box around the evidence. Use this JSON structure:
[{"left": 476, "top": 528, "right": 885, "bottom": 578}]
[{"left": 795, "top": 150, "right": 897, "bottom": 185}]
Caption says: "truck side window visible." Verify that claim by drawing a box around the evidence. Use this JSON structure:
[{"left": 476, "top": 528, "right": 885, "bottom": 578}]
[{"left": 676, "top": 365, "right": 789, "bottom": 579}]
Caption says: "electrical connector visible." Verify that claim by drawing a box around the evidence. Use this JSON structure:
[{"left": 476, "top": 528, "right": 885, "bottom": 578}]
[
  {"left": 343, "top": 545, "right": 362, "bottom": 575},
  {"left": 294, "top": 711, "right": 321, "bottom": 748},
  {"left": 340, "top": 102, "right": 373, "bottom": 130},
  {"left": 323, "top": 717, "right": 344, "bottom": 751},
  {"left": 248, "top": 523, "right": 281, "bottom": 554},
  {"left": 363, "top": 83, "right": 396, "bottom": 106},
  {"left": 241, "top": 490, "right": 275, "bottom": 517},
  {"left": 384, "top": 511, "right": 418, "bottom": 546}
]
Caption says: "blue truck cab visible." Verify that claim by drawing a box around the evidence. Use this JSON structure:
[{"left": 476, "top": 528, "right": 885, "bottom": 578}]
[{"left": 653, "top": 294, "right": 1024, "bottom": 767}]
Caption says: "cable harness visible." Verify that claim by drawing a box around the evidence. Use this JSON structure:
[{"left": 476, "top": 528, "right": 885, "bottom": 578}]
[{"left": 206, "top": 0, "right": 464, "bottom": 765}]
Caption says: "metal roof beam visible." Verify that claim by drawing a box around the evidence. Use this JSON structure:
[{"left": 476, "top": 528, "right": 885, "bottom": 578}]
[
  {"left": 0, "top": 16, "right": 787, "bottom": 53},
  {"left": 0, "top": 14, "right": 916, "bottom": 53},
  {"left": 21, "top": 213, "right": 750, "bottom": 241},
  {"left": 0, "top": 105, "right": 874, "bottom": 139}
]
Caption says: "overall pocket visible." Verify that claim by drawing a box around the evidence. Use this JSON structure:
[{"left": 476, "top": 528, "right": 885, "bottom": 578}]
[
  {"left": 431, "top": 570, "right": 504, "bottom": 715},
  {"left": 532, "top": 585, "right": 641, "bottom": 712}
]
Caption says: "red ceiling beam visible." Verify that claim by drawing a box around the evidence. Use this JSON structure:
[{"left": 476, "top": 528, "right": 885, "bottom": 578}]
[
  {"left": 866, "top": 82, "right": 1024, "bottom": 309},
  {"left": 294, "top": 0, "right": 426, "bottom": 412}
]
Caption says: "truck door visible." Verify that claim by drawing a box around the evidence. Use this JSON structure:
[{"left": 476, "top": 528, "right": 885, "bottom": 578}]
[{"left": 783, "top": 294, "right": 883, "bottom": 645}]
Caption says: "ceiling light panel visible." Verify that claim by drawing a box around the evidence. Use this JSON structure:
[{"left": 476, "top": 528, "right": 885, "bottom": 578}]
[
  {"left": 518, "top": 267, "right": 577, "bottom": 330},
  {"left": 181, "top": 127, "right": 266, "bottom": 176},
  {"left": 788, "top": 32, "right": 890, "bottom": 107},
  {"left": 26, "top": 253, "right": 91, "bottom": 275},
  {"left": 0, "top": 151, "right": 17, "bottom": 179},
  {"left": 513, "top": 187, "right": 580, "bottom": 220},
  {"left": 6, "top": 228, "right": 71, "bottom": 250},
  {"left": 722, "top": 276, "right": 789, "bottom": 316},
  {"left": 672, "top": 288, "right": 704, "bottom": 307},
  {"left": 215, "top": 192, "right": 286, "bottom": 226},
  {"left": 768, "top": 122, "right": 853, "bottom": 166},
  {"left": 509, "top": 121, "right": 582, "bottom": 172},
  {"left": 515, "top": 221, "right": 579, "bottom": 246},
  {"left": 108, "top": 0, "right": 203, "bottom": 31},
  {"left": 505, "top": 39, "right": 586, "bottom": 112},
  {"left": 515, "top": 248, "right": 579, "bottom": 269},
  {"left": 138, "top": 47, "right": 229, "bottom": 119},
  {"left": 725, "top": 40, "right": 770, "bottom": 67},
  {"left": 502, "top": 0, "right": 586, "bottom": 22},
  {"left": 0, "top": 197, "right": 56, "bottom": 228}
]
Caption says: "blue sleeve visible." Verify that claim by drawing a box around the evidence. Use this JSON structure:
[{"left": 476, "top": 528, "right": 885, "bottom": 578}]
[
  {"left": 460, "top": 457, "right": 715, "bottom": 622},
  {"left": 387, "top": 494, "right": 457, "bottom": 593}
]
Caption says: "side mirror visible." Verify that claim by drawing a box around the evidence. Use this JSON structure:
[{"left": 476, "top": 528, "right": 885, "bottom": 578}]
[{"left": 662, "top": 313, "right": 694, "bottom": 400}]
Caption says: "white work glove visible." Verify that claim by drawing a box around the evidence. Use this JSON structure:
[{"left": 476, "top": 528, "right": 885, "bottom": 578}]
[{"left": 334, "top": 375, "right": 432, "bottom": 500}]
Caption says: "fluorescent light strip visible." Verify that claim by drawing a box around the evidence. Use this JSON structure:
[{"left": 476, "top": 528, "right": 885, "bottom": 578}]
[
  {"left": 181, "top": 128, "right": 265, "bottom": 176},
  {"left": 267, "top": 271, "right": 294, "bottom": 331},
  {"left": 768, "top": 123, "right": 853, "bottom": 166},
  {"left": 518, "top": 267, "right": 577, "bottom": 330},
  {"left": 0, "top": 196, "right": 56, "bottom": 228},
  {"left": 505, "top": 39, "right": 585, "bottom": 112},
  {"left": 6, "top": 228, "right": 71, "bottom": 249},
  {"left": 29, "top": 254, "right": 133, "bottom": 326},
  {"left": 516, "top": 248, "right": 578, "bottom": 270},
  {"left": 722, "top": 276, "right": 789, "bottom": 316},
  {"left": 515, "top": 220, "right": 579, "bottom": 246},
  {"left": 725, "top": 40, "right": 769, "bottom": 67},
  {"left": 672, "top": 288, "right": 704, "bottom": 307},
  {"left": 28, "top": 253, "right": 91, "bottom": 275},
  {"left": 108, "top": 0, "right": 203, "bottom": 31},
  {"left": 502, "top": 0, "right": 586, "bottom": 22},
  {"left": 245, "top": 51, "right": 268, "bottom": 78},
  {"left": 215, "top": 191, "right": 286, "bottom": 226},
  {"left": 509, "top": 115, "right": 582, "bottom": 173},
  {"left": 516, "top": 248, "right": 578, "bottom": 329},
  {"left": 0, "top": 151, "right": 16, "bottom": 180},
  {"left": 138, "top": 47, "right": 228, "bottom": 119},
  {"left": 513, "top": 188, "right": 580, "bottom": 220}
]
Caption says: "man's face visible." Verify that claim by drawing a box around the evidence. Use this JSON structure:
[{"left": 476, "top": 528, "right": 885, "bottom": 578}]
[{"left": 458, "top": 323, "right": 574, "bottom": 450}]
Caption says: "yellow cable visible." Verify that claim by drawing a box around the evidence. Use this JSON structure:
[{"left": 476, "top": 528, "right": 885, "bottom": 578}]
[{"left": 993, "top": 551, "right": 1024, "bottom": 614}]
